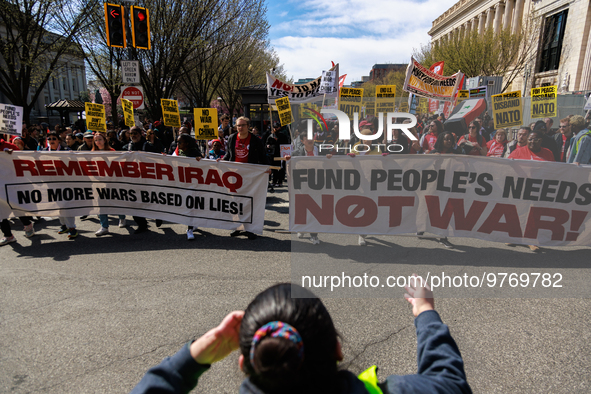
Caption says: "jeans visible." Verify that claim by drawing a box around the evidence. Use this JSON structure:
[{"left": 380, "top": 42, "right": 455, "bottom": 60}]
[{"left": 99, "top": 214, "right": 126, "bottom": 228}]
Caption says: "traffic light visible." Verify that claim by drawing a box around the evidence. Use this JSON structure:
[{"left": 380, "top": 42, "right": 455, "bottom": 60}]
[
  {"left": 104, "top": 3, "right": 126, "bottom": 48},
  {"left": 131, "top": 6, "right": 151, "bottom": 50}
]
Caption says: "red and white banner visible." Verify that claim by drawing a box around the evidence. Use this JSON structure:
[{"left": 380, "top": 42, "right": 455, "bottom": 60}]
[
  {"left": 0, "top": 152, "right": 269, "bottom": 234},
  {"left": 289, "top": 156, "right": 591, "bottom": 246},
  {"left": 429, "top": 61, "right": 445, "bottom": 75}
]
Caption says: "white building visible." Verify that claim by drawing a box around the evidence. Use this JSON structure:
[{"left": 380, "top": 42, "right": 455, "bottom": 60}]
[{"left": 428, "top": 0, "right": 591, "bottom": 94}]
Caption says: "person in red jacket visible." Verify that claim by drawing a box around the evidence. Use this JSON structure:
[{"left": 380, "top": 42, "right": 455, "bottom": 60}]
[{"left": 508, "top": 129, "right": 554, "bottom": 162}]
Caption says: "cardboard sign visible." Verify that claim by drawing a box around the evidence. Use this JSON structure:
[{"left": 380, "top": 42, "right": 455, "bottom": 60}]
[
  {"left": 193, "top": 108, "right": 218, "bottom": 140},
  {"left": 85, "top": 103, "right": 106, "bottom": 132},
  {"left": 122, "top": 99, "right": 134, "bottom": 127},
  {"left": 275, "top": 97, "right": 293, "bottom": 126},
  {"left": 492, "top": 91, "right": 522, "bottom": 129},
  {"left": 280, "top": 144, "right": 292, "bottom": 158},
  {"left": 457, "top": 90, "right": 469, "bottom": 103},
  {"left": 320, "top": 70, "right": 338, "bottom": 94},
  {"left": 530, "top": 85, "right": 557, "bottom": 118},
  {"left": 376, "top": 85, "right": 396, "bottom": 114},
  {"left": 339, "top": 87, "right": 363, "bottom": 120},
  {"left": 0, "top": 104, "right": 23, "bottom": 136},
  {"left": 161, "top": 99, "right": 181, "bottom": 127}
]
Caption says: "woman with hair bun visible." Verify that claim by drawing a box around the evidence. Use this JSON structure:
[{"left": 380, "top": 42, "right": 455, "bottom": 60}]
[{"left": 131, "top": 282, "right": 471, "bottom": 394}]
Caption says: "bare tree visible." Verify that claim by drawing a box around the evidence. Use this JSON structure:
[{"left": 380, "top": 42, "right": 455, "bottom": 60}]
[{"left": 0, "top": 0, "right": 100, "bottom": 123}]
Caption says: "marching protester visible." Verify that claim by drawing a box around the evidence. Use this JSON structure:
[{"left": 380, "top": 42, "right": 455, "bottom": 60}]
[
  {"left": 43, "top": 132, "right": 78, "bottom": 238},
  {"left": 77, "top": 131, "right": 94, "bottom": 151},
  {"left": 485, "top": 128, "right": 509, "bottom": 157},
  {"left": 428, "top": 131, "right": 459, "bottom": 154},
  {"left": 92, "top": 132, "right": 126, "bottom": 236},
  {"left": 207, "top": 139, "right": 225, "bottom": 159},
  {"left": 65, "top": 133, "right": 80, "bottom": 151},
  {"left": 508, "top": 129, "right": 555, "bottom": 162},
  {"left": 131, "top": 281, "right": 471, "bottom": 394},
  {"left": 266, "top": 123, "right": 289, "bottom": 187},
  {"left": 457, "top": 121, "right": 487, "bottom": 156},
  {"left": 504, "top": 127, "right": 530, "bottom": 158},
  {"left": 420, "top": 119, "right": 443, "bottom": 153},
  {"left": 143, "top": 129, "right": 166, "bottom": 154},
  {"left": 221, "top": 116, "right": 269, "bottom": 240},
  {"left": 553, "top": 118, "right": 574, "bottom": 162},
  {"left": 566, "top": 115, "right": 591, "bottom": 165},
  {"left": 173, "top": 134, "right": 203, "bottom": 240},
  {"left": 532, "top": 120, "right": 560, "bottom": 161}
]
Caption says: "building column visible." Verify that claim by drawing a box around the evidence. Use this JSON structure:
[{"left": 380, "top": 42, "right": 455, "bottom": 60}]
[
  {"left": 512, "top": 0, "right": 525, "bottom": 34},
  {"left": 580, "top": 26, "right": 591, "bottom": 90},
  {"left": 494, "top": 3, "right": 505, "bottom": 34},
  {"left": 485, "top": 7, "right": 495, "bottom": 31},
  {"left": 465, "top": 20, "right": 472, "bottom": 37},
  {"left": 67, "top": 66, "right": 74, "bottom": 99},
  {"left": 478, "top": 13, "right": 486, "bottom": 34},
  {"left": 503, "top": 0, "right": 514, "bottom": 31}
]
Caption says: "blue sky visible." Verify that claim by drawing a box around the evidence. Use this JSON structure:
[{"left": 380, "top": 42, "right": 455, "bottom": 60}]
[{"left": 267, "top": 0, "right": 458, "bottom": 82}]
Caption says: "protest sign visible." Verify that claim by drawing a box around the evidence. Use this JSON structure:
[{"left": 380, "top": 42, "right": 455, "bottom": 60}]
[
  {"left": 280, "top": 144, "right": 292, "bottom": 158},
  {"left": 288, "top": 155, "right": 591, "bottom": 246},
  {"left": 320, "top": 70, "right": 338, "bottom": 94},
  {"left": 161, "top": 99, "right": 181, "bottom": 127},
  {"left": 492, "top": 91, "right": 522, "bottom": 129},
  {"left": 267, "top": 64, "right": 339, "bottom": 105},
  {"left": 0, "top": 152, "right": 269, "bottom": 234},
  {"left": 193, "top": 108, "right": 218, "bottom": 140},
  {"left": 122, "top": 99, "right": 135, "bottom": 127},
  {"left": 375, "top": 85, "right": 396, "bottom": 114},
  {"left": 457, "top": 90, "right": 469, "bottom": 103},
  {"left": 275, "top": 97, "right": 293, "bottom": 126},
  {"left": 85, "top": 103, "right": 107, "bottom": 132},
  {"left": 0, "top": 104, "right": 23, "bottom": 136},
  {"left": 429, "top": 99, "right": 439, "bottom": 113},
  {"left": 403, "top": 57, "right": 463, "bottom": 101},
  {"left": 339, "top": 87, "right": 363, "bottom": 120},
  {"left": 531, "top": 85, "right": 557, "bottom": 118}
]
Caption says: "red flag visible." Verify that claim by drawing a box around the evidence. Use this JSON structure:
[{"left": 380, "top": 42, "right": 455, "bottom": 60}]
[
  {"left": 331, "top": 61, "right": 335, "bottom": 67},
  {"left": 430, "top": 61, "right": 445, "bottom": 75},
  {"left": 339, "top": 74, "right": 347, "bottom": 88}
]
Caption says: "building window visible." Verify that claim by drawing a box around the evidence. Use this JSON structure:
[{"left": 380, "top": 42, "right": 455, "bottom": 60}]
[{"left": 539, "top": 10, "right": 568, "bottom": 73}]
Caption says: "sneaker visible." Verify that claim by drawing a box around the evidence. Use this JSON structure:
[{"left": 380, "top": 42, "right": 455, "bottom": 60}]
[
  {"left": 297, "top": 232, "right": 304, "bottom": 239},
  {"left": 95, "top": 227, "right": 109, "bottom": 236},
  {"left": 23, "top": 224, "right": 35, "bottom": 238},
  {"left": 156, "top": 219, "right": 163, "bottom": 228},
  {"left": 528, "top": 244, "right": 540, "bottom": 252},
  {"left": 230, "top": 230, "right": 242, "bottom": 237},
  {"left": 187, "top": 229, "right": 195, "bottom": 240},
  {"left": 58, "top": 225, "right": 68, "bottom": 234},
  {"left": 134, "top": 226, "right": 148, "bottom": 234},
  {"left": 0, "top": 236, "right": 16, "bottom": 246},
  {"left": 310, "top": 235, "right": 320, "bottom": 245},
  {"left": 246, "top": 231, "right": 257, "bottom": 240},
  {"left": 358, "top": 235, "right": 367, "bottom": 246},
  {"left": 118, "top": 218, "right": 127, "bottom": 227},
  {"left": 67, "top": 228, "right": 78, "bottom": 239},
  {"left": 439, "top": 238, "right": 454, "bottom": 249}
]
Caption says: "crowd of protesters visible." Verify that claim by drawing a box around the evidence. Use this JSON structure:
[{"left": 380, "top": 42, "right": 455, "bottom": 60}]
[{"left": 1, "top": 109, "right": 590, "bottom": 248}]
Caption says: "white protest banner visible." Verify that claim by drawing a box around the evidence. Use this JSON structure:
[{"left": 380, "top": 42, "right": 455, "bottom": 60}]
[
  {"left": 0, "top": 152, "right": 269, "bottom": 234},
  {"left": 403, "top": 57, "right": 463, "bottom": 102},
  {"left": 320, "top": 70, "right": 338, "bottom": 94},
  {"left": 266, "top": 64, "right": 339, "bottom": 105},
  {"left": 0, "top": 104, "right": 23, "bottom": 136},
  {"left": 289, "top": 155, "right": 591, "bottom": 246}
]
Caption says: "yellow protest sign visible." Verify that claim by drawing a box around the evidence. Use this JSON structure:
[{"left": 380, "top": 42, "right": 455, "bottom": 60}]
[
  {"left": 339, "top": 87, "right": 363, "bottom": 120},
  {"left": 122, "top": 99, "right": 134, "bottom": 127},
  {"left": 193, "top": 108, "right": 218, "bottom": 140},
  {"left": 363, "top": 98, "right": 375, "bottom": 117},
  {"left": 85, "top": 103, "right": 106, "bottom": 132},
  {"left": 457, "top": 90, "right": 469, "bottom": 103},
  {"left": 375, "top": 85, "right": 396, "bottom": 114},
  {"left": 530, "top": 85, "right": 557, "bottom": 118},
  {"left": 275, "top": 97, "right": 293, "bottom": 126},
  {"left": 399, "top": 101, "right": 409, "bottom": 113},
  {"left": 299, "top": 103, "right": 320, "bottom": 119},
  {"left": 492, "top": 91, "right": 522, "bottom": 129},
  {"left": 161, "top": 99, "right": 181, "bottom": 127}
]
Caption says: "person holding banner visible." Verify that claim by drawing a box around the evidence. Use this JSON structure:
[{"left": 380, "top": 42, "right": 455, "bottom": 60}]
[
  {"left": 508, "top": 129, "right": 554, "bottom": 162},
  {"left": 143, "top": 129, "right": 166, "bottom": 154},
  {"left": 566, "top": 115, "right": 591, "bottom": 165},
  {"left": 485, "top": 129, "right": 508, "bottom": 158},
  {"left": 553, "top": 118, "right": 574, "bottom": 162},
  {"left": 504, "top": 127, "right": 530, "bottom": 158},
  {"left": 222, "top": 117, "right": 268, "bottom": 240},
  {"left": 457, "top": 121, "right": 487, "bottom": 156},
  {"left": 92, "top": 133, "right": 127, "bottom": 236},
  {"left": 420, "top": 120, "right": 443, "bottom": 153}
]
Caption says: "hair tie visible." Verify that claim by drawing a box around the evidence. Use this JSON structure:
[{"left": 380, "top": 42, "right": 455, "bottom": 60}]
[{"left": 249, "top": 321, "right": 304, "bottom": 366}]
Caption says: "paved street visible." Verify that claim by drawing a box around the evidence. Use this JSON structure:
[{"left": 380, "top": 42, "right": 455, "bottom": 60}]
[{"left": 1, "top": 187, "right": 590, "bottom": 393}]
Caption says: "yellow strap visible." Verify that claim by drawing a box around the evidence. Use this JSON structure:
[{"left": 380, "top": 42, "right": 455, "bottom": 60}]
[{"left": 357, "top": 365, "right": 383, "bottom": 394}]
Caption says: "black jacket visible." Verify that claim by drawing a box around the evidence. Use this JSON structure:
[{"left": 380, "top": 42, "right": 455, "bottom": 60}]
[{"left": 223, "top": 132, "right": 268, "bottom": 165}]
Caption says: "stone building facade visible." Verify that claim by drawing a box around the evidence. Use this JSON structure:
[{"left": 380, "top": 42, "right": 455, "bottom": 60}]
[{"left": 428, "top": 0, "right": 591, "bottom": 94}]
